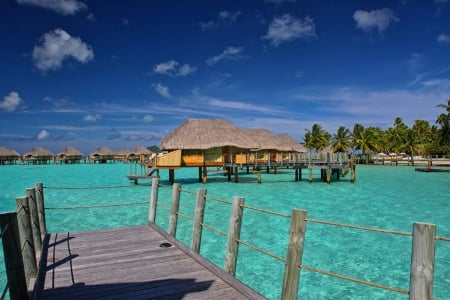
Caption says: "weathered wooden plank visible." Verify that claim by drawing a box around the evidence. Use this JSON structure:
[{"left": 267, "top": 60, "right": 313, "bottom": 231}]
[{"left": 35, "top": 225, "right": 265, "bottom": 299}]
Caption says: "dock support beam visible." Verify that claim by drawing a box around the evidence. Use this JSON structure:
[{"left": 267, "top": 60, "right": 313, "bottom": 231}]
[
  {"left": 191, "top": 188, "right": 207, "bottom": 253},
  {"left": 168, "top": 183, "right": 181, "bottom": 237},
  {"left": 224, "top": 196, "right": 244, "bottom": 276}
]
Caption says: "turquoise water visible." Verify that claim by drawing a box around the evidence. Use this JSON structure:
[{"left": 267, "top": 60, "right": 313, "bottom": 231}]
[{"left": 0, "top": 163, "right": 449, "bottom": 299}]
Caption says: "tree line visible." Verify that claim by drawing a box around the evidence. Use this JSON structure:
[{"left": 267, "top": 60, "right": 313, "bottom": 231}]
[{"left": 303, "top": 99, "right": 450, "bottom": 159}]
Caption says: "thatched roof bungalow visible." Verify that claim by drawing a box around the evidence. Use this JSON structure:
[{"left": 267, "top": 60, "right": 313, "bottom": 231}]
[
  {"left": 23, "top": 147, "right": 54, "bottom": 164},
  {"left": 88, "top": 146, "right": 115, "bottom": 163},
  {"left": 0, "top": 147, "right": 21, "bottom": 164},
  {"left": 56, "top": 147, "right": 84, "bottom": 163},
  {"left": 128, "top": 146, "right": 153, "bottom": 162},
  {"left": 158, "top": 118, "right": 257, "bottom": 168}
]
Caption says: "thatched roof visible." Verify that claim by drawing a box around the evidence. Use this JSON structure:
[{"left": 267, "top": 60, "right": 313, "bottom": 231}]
[
  {"left": 0, "top": 147, "right": 21, "bottom": 157},
  {"left": 57, "top": 146, "right": 83, "bottom": 157},
  {"left": 115, "top": 149, "right": 130, "bottom": 156},
  {"left": 23, "top": 147, "right": 54, "bottom": 157},
  {"left": 130, "top": 146, "right": 153, "bottom": 155},
  {"left": 160, "top": 118, "right": 257, "bottom": 150},
  {"left": 90, "top": 146, "right": 115, "bottom": 156},
  {"left": 276, "top": 134, "right": 307, "bottom": 153},
  {"left": 241, "top": 129, "right": 282, "bottom": 151}
]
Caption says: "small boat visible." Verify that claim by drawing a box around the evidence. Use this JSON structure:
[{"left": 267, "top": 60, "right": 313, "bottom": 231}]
[{"left": 415, "top": 167, "right": 450, "bottom": 173}]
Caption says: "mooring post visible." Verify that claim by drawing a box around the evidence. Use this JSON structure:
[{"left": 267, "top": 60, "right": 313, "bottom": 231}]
[
  {"left": 26, "top": 188, "right": 42, "bottom": 256},
  {"left": 281, "top": 209, "right": 307, "bottom": 300},
  {"left": 168, "top": 183, "right": 181, "bottom": 237},
  {"left": 191, "top": 188, "right": 207, "bottom": 253},
  {"left": 224, "top": 196, "right": 245, "bottom": 276},
  {"left": 326, "top": 153, "right": 331, "bottom": 183},
  {"left": 149, "top": 177, "right": 159, "bottom": 223},
  {"left": 0, "top": 212, "right": 29, "bottom": 300},
  {"left": 409, "top": 222, "right": 436, "bottom": 300},
  {"left": 350, "top": 155, "right": 356, "bottom": 183},
  {"left": 16, "top": 196, "right": 37, "bottom": 286},
  {"left": 34, "top": 182, "right": 47, "bottom": 239}
]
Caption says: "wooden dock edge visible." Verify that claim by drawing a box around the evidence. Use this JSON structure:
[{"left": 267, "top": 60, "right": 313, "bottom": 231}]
[
  {"left": 147, "top": 222, "right": 267, "bottom": 300},
  {"left": 30, "top": 233, "right": 50, "bottom": 300}
]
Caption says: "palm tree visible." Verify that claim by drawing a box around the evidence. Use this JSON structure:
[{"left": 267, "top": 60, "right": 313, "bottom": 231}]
[
  {"left": 353, "top": 127, "right": 379, "bottom": 163},
  {"left": 331, "top": 126, "right": 352, "bottom": 153},
  {"left": 436, "top": 99, "right": 450, "bottom": 149},
  {"left": 304, "top": 124, "right": 330, "bottom": 151},
  {"left": 412, "top": 120, "right": 431, "bottom": 155},
  {"left": 401, "top": 129, "right": 420, "bottom": 165}
]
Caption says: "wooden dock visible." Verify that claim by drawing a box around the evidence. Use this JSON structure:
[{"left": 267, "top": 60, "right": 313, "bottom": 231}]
[{"left": 33, "top": 223, "right": 265, "bottom": 299}]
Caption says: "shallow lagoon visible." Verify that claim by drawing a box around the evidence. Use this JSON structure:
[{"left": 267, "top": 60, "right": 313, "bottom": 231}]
[{"left": 0, "top": 163, "right": 449, "bottom": 299}]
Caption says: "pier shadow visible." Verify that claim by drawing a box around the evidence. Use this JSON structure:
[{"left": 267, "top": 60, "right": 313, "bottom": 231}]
[{"left": 35, "top": 278, "right": 215, "bottom": 299}]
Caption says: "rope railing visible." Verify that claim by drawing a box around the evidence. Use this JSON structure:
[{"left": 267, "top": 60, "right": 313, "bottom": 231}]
[
  {"left": 241, "top": 204, "right": 291, "bottom": 218},
  {"left": 236, "top": 238, "right": 285, "bottom": 263},
  {"left": 305, "top": 218, "right": 413, "bottom": 236},
  {"left": 436, "top": 236, "right": 450, "bottom": 242},
  {"left": 298, "top": 264, "right": 410, "bottom": 295},
  {"left": 45, "top": 200, "right": 149, "bottom": 210},
  {"left": 44, "top": 184, "right": 144, "bottom": 190},
  {"left": 200, "top": 222, "right": 227, "bottom": 237},
  {"left": 205, "top": 194, "right": 233, "bottom": 205}
]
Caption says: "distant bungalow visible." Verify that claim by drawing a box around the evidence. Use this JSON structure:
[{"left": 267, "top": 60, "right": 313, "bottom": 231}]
[
  {"left": 23, "top": 147, "right": 54, "bottom": 164},
  {"left": 150, "top": 118, "right": 307, "bottom": 183},
  {"left": 88, "top": 146, "right": 115, "bottom": 163},
  {"left": 55, "top": 146, "right": 84, "bottom": 164},
  {"left": 0, "top": 147, "right": 21, "bottom": 165}
]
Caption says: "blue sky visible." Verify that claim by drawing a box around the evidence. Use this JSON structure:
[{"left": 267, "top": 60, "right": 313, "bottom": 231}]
[{"left": 1, "top": 0, "right": 449, "bottom": 154}]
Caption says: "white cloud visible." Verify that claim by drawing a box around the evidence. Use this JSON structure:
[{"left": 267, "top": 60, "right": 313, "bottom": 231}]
[
  {"left": 206, "top": 46, "right": 244, "bottom": 65},
  {"left": 0, "top": 91, "right": 22, "bottom": 112},
  {"left": 199, "top": 10, "right": 241, "bottom": 30},
  {"left": 33, "top": 28, "right": 94, "bottom": 71},
  {"left": 353, "top": 8, "right": 398, "bottom": 34},
  {"left": 153, "top": 60, "right": 196, "bottom": 76},
  {"left": 143, "top": 115, "right": 154, "bottom": 123},
  {"left": 84, "top": 114, "right": 101, "bottom": 122},
  {"left": 153, "top": 83, "right": 172, "bottom": 99},
  {"left": 437, "top": 34, "right": 450, "bottom": 43},
  {"left": 263, "top": 14, "right": 316, "bottom": 47},
  {"left": 37, "top": 129, "right": 50, "bottom": 140},
  {"left": 16, "top": 0, "right": 87, "bottom": 15}
]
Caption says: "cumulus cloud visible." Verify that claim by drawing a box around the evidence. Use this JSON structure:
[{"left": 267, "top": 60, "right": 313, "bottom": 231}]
[
  {"left": 199, "top": 10, "right": 241, "bottom": 30},
  {"left": 153, "top": 60, "right": 196, "bottom": 76},
  {"left": 437, "top": 34, "right": 450, "bottom": 43},
  {"left": 206, "top": 46, "right": 244, "bottom": 65},
  {"left": 0, "top": 91, "right": 22, "bottom": 112},
  {"left": 33, "top": 28, "right": 94, "bottom": 72},
  {"left": 36, "top": 130, "right": 50, "bottom": 140},
  {"left": 16, "top": 0, "right": 87, "bottom": 15},
  {"left": 153, "top": 83, "right": 171, "bottom": 99},
  {"left": 353, "top": 8, "right": 398, "bottom": 34},
  {"left": 84, "top": 114, "right": 101, "bottom": 122},
  {"left": 263, "top": 14, "right": 316, "bottom": 47}
]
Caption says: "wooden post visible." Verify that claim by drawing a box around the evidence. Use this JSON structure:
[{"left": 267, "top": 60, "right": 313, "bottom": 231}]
[
  {"left": 169, "top": 169, "right": 175, "bottom": 184},
  {"left": 350, "top": 155, "right": 356, "bottom": 183},
  {"left": 191, "top": 188, "right": 207, "bottom": 253},
  {"left": 0, "top": 212, "right": 29, "bottom": 300},
  {"left": 26, "top": 188, "right": 42, "bottom": 255},
  {"left": 203, "top": 166, "right": 207, "bottom": 183},
  {"left": 234, "top": 166, "right": 239, "bottom": 183},
  {"left": 34, "top": 183, "right": 46, "bottom": 238},
  {"left": 149, "top": 177, "right": 159, "bottom": 223},
  {"left": 326, "top": 153, "right": 331, "bottom": 183},
  {"left": 168, "top": 183, "right": 181, "bottom": 237},
  {"left": 409, "top": 222, "right": 436, "bottom": 300},
  {"left": 281, "top": 209, "right": 307, "bottom": 300},
  {"left": 295, "top": 168, "right": 299, "bottom": 181},
  {"left": 16, "top": 196, "right": 37, "bottom": 286},
  {"left": 257, "top": 170, "right": 262, "bottom": 184},
  {"left": 198, "top": 167, "right": 202, "bottom": 183},
  {"left": 224, "top": 196, "right": 245, "bottom": 276}
]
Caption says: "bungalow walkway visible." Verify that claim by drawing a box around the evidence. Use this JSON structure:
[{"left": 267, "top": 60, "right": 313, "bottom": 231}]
[{"left": 33, "top": 223, "right": 265, "bottom": 299}]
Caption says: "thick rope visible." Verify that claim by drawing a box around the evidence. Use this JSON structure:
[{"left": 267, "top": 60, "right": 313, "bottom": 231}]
[
  {"left": 436, "top": 236, "right": 450, "bottom": 242},
  {"left": 236, "top": 239, "right": 286, "bottom": 263},
  {"left": 45, "top": 201, "right": 148, "bottom": 210},
  {"left": 306, "top": 218, "right": 412, "bottom": 236},
  {"left": 200, "top": 222, "right": 227, "bottom": 237},
  {"left": 179, "top": 188, "right": 196, "bottom": 196},
  {"left": 299, "top": 264, "right": 409, "bottom": 295},
  {"left": 176, "top": 211, "right": 194, "bottom": 222},
  {"left": 44, "top": 185, "right": 142, "bottom": 190},
  {"left": 241, "top": 204, "right": 290, "bottom": 218},
  {"left": 205, "top": 195, "right": 233, "bottom": 205},
  {"left": 155, "top": 203, "right": 171, "bottom": 212}
]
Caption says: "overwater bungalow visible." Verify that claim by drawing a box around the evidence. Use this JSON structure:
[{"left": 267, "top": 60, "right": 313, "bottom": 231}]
[
  {"left": 128, "top": 146, "right": 153, "bottom": 163},
  {"left": 88, "top": 146, "right": 115, "bottom": 163},
  {"left": 55, "top": 146, "right": 84, "bottom": 164},
  {"left": 22, "top": 147, "right": 54, "bottom": 164},
  {"left": 0, "top": 147, "right": 21, "bottom": 165},
  {"left": 115, "top": 149, "right": 130, "bottom": 162}
]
